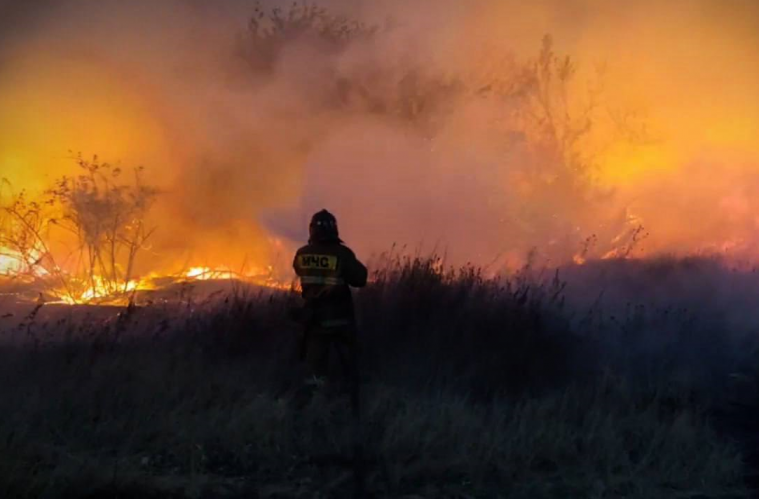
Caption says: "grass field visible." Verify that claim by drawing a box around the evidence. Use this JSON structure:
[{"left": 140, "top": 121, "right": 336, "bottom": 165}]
[{"left": 0, "top": 255, "right": 755, "bottom": 498}]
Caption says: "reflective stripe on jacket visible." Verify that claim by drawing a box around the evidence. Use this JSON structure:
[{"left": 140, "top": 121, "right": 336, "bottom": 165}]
[{"left": 293, "top": 241, "right": 367, "bottom": 328}]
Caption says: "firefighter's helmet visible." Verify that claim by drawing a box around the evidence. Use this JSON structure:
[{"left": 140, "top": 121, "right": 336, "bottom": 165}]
[{"left": 309, "top": 209, "right": 339, "bottom": 243}]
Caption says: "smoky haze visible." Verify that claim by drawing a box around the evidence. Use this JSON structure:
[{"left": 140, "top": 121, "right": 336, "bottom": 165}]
[{"left": 1, "top": 0, "right": 758, "bottom": 277}]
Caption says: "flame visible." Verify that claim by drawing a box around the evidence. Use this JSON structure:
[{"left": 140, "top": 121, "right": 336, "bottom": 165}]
[
  {"left": 572, "top": 255, "right": 586, "bottom": 265},
  {"left": 183, "top": 266, "right": 292, "bottom": 290},
  {"left": 0, "top": 247, "right": 47, "bottom": 277},
  {"left": 185, "top": 266, "right": 237, "bottom": 281},
  {"left": 50, "top": 265, "right": 291, "bottom": 305},
  {"left": 0, "top": 252, "right": 21, "bottom": 275},
  {"left": 43, "top": 267, "right": 291, "bottom": 305},
  {"left": 54, "top": 275, "right": 155, "bottom": 306},
  {"left": 1, "top": 238, "right": 292, "bottom": 304},
  {"left": 1, "top": 0, "right": 759, "bottom": 290}
]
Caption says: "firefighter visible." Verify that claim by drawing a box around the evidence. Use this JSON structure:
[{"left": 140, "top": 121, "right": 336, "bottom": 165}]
[{"left": 292, "top": 209, "right": 368, "bottom": 406}]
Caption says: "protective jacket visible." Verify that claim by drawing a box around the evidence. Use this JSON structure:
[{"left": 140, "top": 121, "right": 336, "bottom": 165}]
[{"left": 293, "top": 241, "right": 368, "bottom": 328}]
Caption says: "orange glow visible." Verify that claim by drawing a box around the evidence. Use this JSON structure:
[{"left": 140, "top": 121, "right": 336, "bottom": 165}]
[
  {"left": 53, "top": 276, "right": 156, "bottom": 306},
  {"left": 0, "top": 247, "right": 46, "bottom": 277},
  {"left": 1, "top": 0, "right": 759, "bottom": 301},
  {"left": 0, "top": 56, "right": 169, "bottom": 192},
  {"left": 0, "top": 252, "right": 19, "bottom": 275},
  {"left": 185, "top": 266, "right": 267, "bottom": 282},
  {"left": 41, "top": 266, "right": 291, "bottom": 305},
  {"left": 183, "top": 266, "right": 292, "bottom": 291}
]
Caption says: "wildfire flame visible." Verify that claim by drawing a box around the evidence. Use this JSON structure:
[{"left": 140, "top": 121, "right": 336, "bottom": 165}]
[
  {"left": 185, "top": 266, "right": 240, "bottom": 281},
  {"left": 182, "top": 265, "right": 292, "bottom": 290},
  {"left": 54, "top": 276, "right": 152, "bottom": 306},
  {"left": 1, "top": 0, "right": 758, "bottom": 304},
  {"left": 0, "top": 244, "right": 292, "bottom": 305},
  {"left": 45, "top": 269, "right": 291, "bottom": 306},
  {"left": 0, "top": 247, "right": 47, "bottom": 278},
  {"left": 0, "top": 252, "right": 20, "bottom": 275}
]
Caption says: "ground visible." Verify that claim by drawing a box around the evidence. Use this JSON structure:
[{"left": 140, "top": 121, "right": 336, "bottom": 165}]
[{"left": 0, "top": 257, "right": 756, "bottom": 498}]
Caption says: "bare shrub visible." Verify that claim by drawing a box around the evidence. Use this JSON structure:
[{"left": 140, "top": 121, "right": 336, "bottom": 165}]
[
  {"left": 0, "top": 181, "right": 74, "bottom": 298},
  {"left": 46, "top": 153, "right": 159, "bottom": 300},
  {"left": 1, "top": 154, "right": 158, "bottom": 303}
]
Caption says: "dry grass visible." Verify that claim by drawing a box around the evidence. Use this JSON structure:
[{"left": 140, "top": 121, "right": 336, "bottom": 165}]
[{"left": 0, "top": 256, "right": 751, "bottom": 498}]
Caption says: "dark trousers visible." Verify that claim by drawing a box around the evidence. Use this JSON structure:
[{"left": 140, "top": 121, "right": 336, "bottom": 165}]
[
  {"left": 299, "top": 325, "right": 360, "bottom": 412},
  {"left": 294, "top": 325, "right": 366, "bottom": 497}
]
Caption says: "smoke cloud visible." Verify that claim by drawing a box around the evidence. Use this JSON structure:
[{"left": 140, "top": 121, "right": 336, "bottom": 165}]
[{"left": 1, "top": 0, "right": 758, "bottom": 276}]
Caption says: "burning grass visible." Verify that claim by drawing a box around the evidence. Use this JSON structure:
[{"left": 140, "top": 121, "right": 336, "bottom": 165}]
[{"left": 0, "top": 256, "right": 753, "bottom": 498}]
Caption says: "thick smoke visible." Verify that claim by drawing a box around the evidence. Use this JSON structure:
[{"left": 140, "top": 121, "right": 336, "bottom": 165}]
[{"left": 1, "top": 0, "right": 758, "bottom": 276}]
